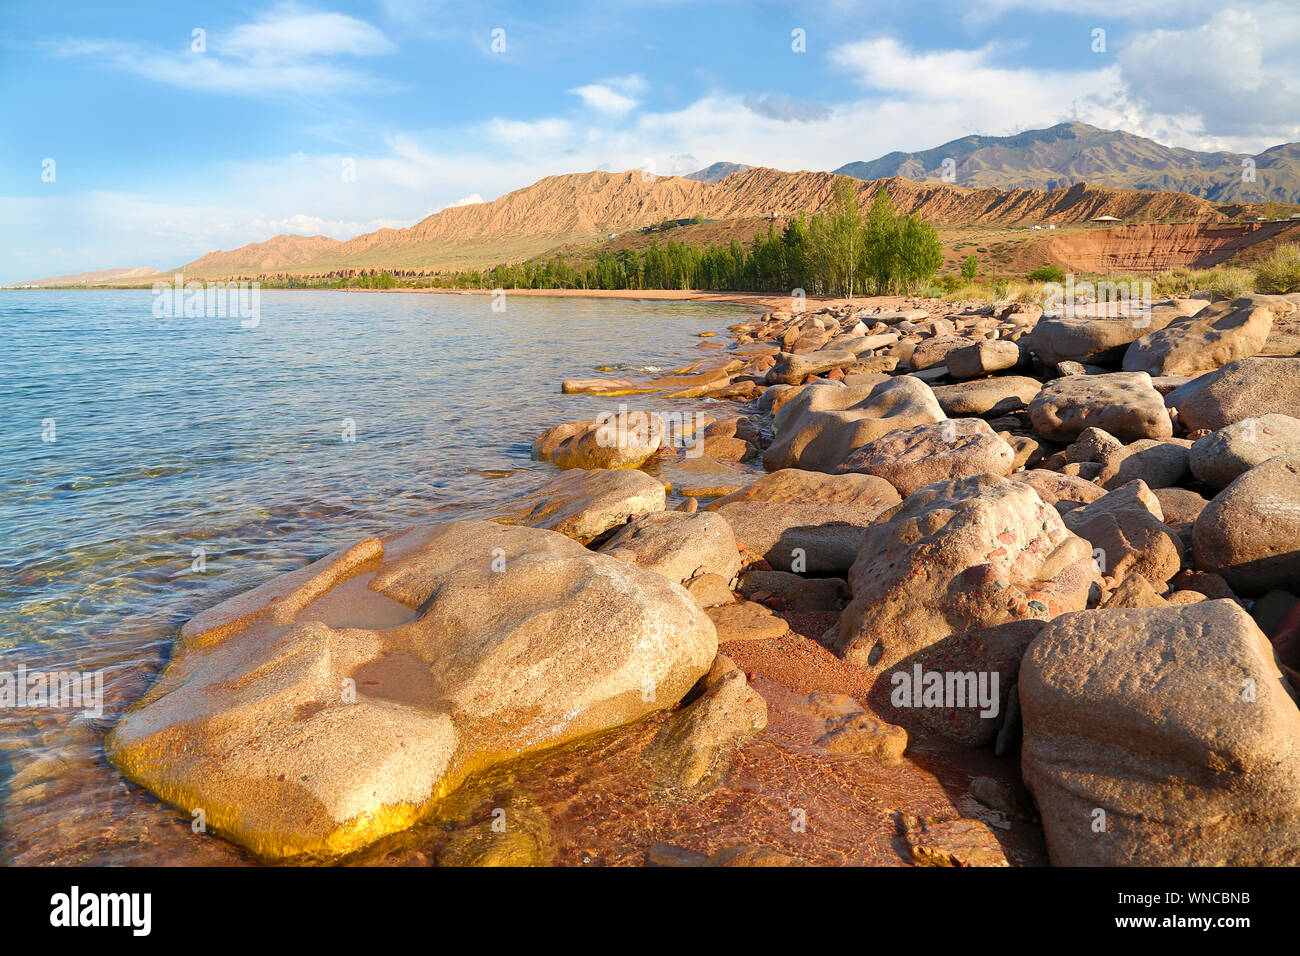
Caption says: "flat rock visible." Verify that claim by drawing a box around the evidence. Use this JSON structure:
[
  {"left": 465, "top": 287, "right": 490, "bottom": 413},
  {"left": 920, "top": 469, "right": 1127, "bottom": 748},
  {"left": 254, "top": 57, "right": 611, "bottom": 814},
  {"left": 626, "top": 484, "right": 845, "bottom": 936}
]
[
  {"left": 705, "top": 469, "right": 901, "bottom": 573},
  {"left": 1123, "top": 295, "right": 1287, "bottom": 376},
  {"left": 1027, "top": 300, "right": 1196, "bottom": 366},
  {"left": 946, "top": 340, "right": 1022, "bottom": 379},
  {"left": 836, "top": 419, "right": 1015, "bottom": 497},
  {"left": 1029, "top": 371, "right": 1172, "bottom": 442},
  {"left": 706, "top": 600, "right": 790, "bottom": 642},
  {"left": 495, "top": 468, "right": 665, "bottom": 543},
  {"left": 931, "top": 376, "right": 1041, "bottom": 417}
]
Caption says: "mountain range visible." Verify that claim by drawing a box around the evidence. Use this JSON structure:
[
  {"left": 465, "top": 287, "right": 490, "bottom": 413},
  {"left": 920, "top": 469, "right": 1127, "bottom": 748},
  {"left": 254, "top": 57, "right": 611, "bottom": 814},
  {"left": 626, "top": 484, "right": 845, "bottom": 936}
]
[
  {"left": 833, "top": 122, "right": 1300, "bottom": 204},
  {"left": 14, "top": 123, "right": 1300, "bottom": 285}
]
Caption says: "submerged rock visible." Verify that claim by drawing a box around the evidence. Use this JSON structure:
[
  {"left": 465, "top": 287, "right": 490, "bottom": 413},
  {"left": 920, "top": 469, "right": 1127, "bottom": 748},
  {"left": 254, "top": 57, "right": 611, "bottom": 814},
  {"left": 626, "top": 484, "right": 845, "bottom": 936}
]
[
  {"left": 646, "top": 669, "right": 767, "bottom": 791},
  {"left": 106, "top": 520, "right": 717, "bottom": 859}
]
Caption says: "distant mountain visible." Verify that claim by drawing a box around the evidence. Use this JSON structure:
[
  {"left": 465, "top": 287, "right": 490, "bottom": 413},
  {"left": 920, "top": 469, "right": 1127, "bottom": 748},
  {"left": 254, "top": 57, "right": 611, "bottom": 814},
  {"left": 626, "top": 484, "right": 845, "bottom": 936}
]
[
  {"left": 684, "top": 162, "right": 754, "bottom": 184},
  {"left": 835, "top": 122, "right": 1300, "bottom": 204},
  {"left": 172, "top": 165, "right": 1290, "bottom": 278},
  {"left": 11, "top": 266, "right": 161, "bottom": 288}
]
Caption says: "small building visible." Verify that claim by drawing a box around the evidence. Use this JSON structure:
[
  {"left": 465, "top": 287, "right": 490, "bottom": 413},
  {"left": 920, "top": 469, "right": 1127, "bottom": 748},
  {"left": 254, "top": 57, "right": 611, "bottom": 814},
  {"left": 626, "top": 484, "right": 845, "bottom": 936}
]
[{"left": 1090, "top": 215, "right": 1122, "bottom": 223}]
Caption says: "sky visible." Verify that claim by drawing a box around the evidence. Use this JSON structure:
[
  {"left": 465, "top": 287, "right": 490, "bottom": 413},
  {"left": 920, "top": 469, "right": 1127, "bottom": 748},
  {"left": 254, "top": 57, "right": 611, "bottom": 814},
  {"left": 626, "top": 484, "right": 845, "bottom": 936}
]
[{"left": 2, "top": 0, "right": 1299, "bottom": 283}]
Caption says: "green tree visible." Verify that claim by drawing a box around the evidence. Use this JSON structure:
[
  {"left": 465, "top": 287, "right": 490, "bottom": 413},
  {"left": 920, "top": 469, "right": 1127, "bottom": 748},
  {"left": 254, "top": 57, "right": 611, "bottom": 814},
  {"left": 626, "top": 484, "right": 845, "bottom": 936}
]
[
  {"left": 861, "top": 188, "right": 899, "bottom": 295},
  {"left": 961, "top": 255, "right": 978, "bottom": 281},
  {"left": 894, "top": 215, "right": 944, "bottom": 292},
  {"left": 828, "top": 177, "right": 862, "bottom": 296}
]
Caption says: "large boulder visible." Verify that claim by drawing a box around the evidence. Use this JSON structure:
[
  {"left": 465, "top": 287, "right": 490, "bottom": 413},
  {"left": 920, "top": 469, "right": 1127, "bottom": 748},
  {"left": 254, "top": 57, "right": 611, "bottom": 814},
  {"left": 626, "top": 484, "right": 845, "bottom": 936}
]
[
  {"left": 835, "top": 475, "right": 1099, "bottom": 677},
  {"left": 762, "top": 378, "right": 945, "bottom": 473},
  {"left": 1028, "top": 371, "right": 1172, "bottom": 442},
  {"left": 1020, "top": 601, "right": 1300, "bottom": 865},
  {"left": 1062, "top": 480, "right": 1184, "bottom": 585},
  {"left": 1193, "top": 454, "right": 1300, "bottom": 596},
  {"left": 532, "top": 409, "right": 663, "bottom": 469},
  {"left": 494, "top": 468, "right": 665, "bottom": 543},
  {"left": 1123, "top": 296, "right": 1285, "bottom": 377},
  {"left": 1188, "top": 414, "right": 1300, "bottom": 490},
  {"left": 836, "top": 419, "right": 1015, "bottom": 497},
  {"left": 599, "top": 510, "right": 741, "bottom": 586},
  {"left": 106, "top": 521, "right": 717, "bottom": 859},
  {"left": 705, "top": 469, "right": 900, "bottom": 573},
  {"left": 765, "top": 349, "right": 857, "bottom": 385},
  {"left": 1170, "top": 357, "right": 1300, "bottom": 432},
  {"left": 946, "top": 340, "right": 1023, "bottom": 379},
  {"left": 931, "top": 376, "right": 1041, "bottom": 417},
  {"left": 1026, "top": 300, "right": 1196, "bottom": 366}
]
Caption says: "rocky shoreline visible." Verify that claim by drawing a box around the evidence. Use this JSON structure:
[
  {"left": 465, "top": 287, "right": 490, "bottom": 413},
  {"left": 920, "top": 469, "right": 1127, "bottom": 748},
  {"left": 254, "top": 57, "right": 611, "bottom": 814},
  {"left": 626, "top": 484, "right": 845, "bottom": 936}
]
[{"left": 107, "top": 289, "right": 1300, "bottom": 866}]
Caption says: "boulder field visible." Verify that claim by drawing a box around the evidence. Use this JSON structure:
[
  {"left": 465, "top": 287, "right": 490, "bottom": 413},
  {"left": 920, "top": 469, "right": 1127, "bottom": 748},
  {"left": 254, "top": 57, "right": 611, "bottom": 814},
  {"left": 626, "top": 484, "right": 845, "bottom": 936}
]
[{"left": 111, "top": 291, "right": 1300, "bottom": 866}]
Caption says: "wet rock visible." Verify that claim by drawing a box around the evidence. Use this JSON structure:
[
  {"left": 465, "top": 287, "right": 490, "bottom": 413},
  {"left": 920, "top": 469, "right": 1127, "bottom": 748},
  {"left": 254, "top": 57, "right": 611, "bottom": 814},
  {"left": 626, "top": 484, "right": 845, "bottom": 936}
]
[
  {"left": 106, "top": 520, "right": 717, "bottom": 859},
  {"left": 705, "top": 845, "right": 800, "bottom": 866},
  {"left": 495, "top": 468, "right": 665, "bottom": 544},
  {"left": 900, "top": 814, "right": 1010, "bottom": 867},
  {"left": 835, "top": 475, "right": 1098, "bottom": 676},
  {"left": 836, "top": 419, "right": 1015, "bottom": 497},
  {"left": 1029, "top": 372, "right": 1172, "bottom": 442},
  {"left": 533, "top": 409, "right": 663, "bottom": 469},
  {"left": 646, "top": 670, "right": 767, "bottom": 790},
  {"left": 817, "top": 712, "right": 908, "bottom": 761},
  {"left": 1193, "top": 454, "right": 1300, "bottom": 596},
  {"left": 600, "top": 510, "right": 740, "bottom": 586},
  {"left": 969, "top": 776, "right": 1034, "bottom": 820},
  {"left": 763, "top": 378, "right": 945, "bottom": 473},
  {"left": 436, "top": 793, "right": 555, "bottom": 867},
  {"left": 1189, "top": 414, "right": 1300, "bottom": 490},
  {"left": 1020, "top": 601, "right": 1300, "bottom": 865}
]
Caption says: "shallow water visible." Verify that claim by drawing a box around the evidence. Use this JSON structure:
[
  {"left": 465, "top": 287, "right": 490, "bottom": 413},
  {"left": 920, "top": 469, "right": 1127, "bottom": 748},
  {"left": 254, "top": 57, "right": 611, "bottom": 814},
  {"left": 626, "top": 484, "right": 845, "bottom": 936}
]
[{"left": 0, "top": 289, "right": 758, "bottom": 865}]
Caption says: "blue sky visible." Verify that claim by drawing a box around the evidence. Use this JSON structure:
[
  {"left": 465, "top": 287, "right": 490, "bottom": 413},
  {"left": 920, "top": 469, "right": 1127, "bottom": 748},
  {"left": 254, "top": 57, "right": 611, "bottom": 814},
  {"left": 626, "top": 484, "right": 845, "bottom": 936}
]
[{"left": 2, "top": 0, "right": 1298, "bottom": 283}]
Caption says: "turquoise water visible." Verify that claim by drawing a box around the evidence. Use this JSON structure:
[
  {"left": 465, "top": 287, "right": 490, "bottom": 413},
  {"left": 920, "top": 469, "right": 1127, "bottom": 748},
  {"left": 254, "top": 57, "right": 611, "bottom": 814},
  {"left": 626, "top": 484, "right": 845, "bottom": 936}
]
[{"left": 0, "top": 289, "right": 753, "bottom": 864}]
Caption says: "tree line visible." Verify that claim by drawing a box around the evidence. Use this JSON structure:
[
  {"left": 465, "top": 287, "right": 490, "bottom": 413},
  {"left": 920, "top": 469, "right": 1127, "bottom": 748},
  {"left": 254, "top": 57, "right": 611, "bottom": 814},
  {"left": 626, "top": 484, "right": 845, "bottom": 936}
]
[{"left": 447, "top": 179, "right": 945, "bottom": 297}]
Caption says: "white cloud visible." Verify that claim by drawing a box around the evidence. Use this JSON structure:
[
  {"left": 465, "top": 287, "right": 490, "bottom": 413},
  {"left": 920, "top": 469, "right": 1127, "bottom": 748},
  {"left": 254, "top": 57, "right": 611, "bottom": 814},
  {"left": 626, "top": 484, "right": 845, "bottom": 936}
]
[
  {"left": 49, "top": 3, "right": 396, "bottom": 96},
  {"left": 571, "top": 83, "right": 640, "bottom": 115}
]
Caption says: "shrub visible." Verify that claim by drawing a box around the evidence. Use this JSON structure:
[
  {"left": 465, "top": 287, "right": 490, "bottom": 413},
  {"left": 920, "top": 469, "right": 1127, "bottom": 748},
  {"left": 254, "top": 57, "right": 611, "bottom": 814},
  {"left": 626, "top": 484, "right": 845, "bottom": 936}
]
[
  {"left": 1254, "top": 244, "right": 1300, "bottom": 294},
  {"left": 1027, "top": 264, "right": 1065, "bottom": 283}
]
